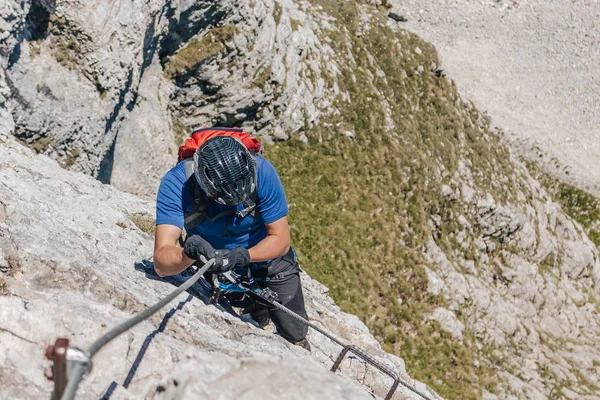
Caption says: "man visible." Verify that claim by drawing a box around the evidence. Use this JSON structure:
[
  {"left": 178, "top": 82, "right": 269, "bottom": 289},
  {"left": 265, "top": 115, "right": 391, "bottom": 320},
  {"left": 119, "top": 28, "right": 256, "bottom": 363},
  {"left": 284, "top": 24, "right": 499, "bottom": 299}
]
[{"left": 153, "top": 131, "right": 309, "bottom": 348}]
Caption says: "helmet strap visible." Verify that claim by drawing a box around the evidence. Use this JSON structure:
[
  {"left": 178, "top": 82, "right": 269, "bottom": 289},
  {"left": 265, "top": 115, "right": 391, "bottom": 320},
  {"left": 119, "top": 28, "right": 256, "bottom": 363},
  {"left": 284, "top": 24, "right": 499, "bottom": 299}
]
[{"left": 236, "top": 199, "right": 256, "bottom": 219}]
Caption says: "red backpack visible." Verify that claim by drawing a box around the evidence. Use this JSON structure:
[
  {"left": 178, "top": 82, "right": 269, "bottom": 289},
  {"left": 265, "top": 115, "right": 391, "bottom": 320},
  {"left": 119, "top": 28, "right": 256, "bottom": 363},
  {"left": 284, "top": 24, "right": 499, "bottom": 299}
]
[
  {"left": 178, "top": 127, "right": 261, "bottom": 235},
  {"left": 178, "top": 127, "right": 262, "bottom": 162}
]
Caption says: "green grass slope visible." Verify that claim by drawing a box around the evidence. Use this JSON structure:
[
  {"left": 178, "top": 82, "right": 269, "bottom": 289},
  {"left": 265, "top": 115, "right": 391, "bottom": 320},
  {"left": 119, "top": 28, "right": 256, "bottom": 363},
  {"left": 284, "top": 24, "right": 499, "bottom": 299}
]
[
  {"left": 525, "top": 159, "right": 600, "bottom": 248},
  {"left": 266, "top": 2, "right": 518, "bottom": 398}
]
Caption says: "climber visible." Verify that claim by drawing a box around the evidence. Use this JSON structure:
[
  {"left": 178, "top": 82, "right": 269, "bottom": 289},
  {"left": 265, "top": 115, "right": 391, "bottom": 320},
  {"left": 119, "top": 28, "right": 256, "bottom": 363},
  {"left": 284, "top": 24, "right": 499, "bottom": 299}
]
[{"left": 153, "top": 127, "right": 310, "bottom": 349}]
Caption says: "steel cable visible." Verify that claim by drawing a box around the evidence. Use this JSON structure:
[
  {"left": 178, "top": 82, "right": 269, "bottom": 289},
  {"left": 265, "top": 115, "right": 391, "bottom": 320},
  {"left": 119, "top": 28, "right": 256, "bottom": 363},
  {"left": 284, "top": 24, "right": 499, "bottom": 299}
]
[
  {"left": 59, "top": 258, "right": 433, "bottom": 400},
  {"left": 265, "top": 295, "right": 435, "bottom": 400},
  {"left": 60, "top": 259, "right": 214, "bottom": 400}
]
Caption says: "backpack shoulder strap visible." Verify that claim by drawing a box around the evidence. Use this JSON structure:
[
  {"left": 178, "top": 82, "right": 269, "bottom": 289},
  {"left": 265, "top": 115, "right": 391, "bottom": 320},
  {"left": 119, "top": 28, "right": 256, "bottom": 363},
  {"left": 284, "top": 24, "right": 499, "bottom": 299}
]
[
  {"left": 183, "top": 157, "right": 195, "bottom": 180},
  {"left": 182, "top": 159, "right": 210, "bottom": 231},
  {"left": 239, "top": 189, "right": 259, "bottom": 218}
]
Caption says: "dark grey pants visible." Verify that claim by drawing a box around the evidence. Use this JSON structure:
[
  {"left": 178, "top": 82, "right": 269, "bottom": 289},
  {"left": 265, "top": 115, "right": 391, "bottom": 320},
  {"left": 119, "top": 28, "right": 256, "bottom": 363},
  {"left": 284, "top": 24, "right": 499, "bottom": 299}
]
[{"left": 225, "top": 249, "right": 309, "bottom": 343}]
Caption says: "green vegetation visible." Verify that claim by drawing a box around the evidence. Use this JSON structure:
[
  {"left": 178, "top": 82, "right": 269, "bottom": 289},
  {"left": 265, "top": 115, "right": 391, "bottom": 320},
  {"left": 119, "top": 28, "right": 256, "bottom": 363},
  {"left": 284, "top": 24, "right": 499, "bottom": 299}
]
[
  {"left": 5, "top": 253, "right": 22, "bottom": 277},
  {"left": 252, "top": 66, "right": 272, "bottom": 89},
  {"left": 49, "top": 15, "right": 67, "bottom": 30},
  {"left": 381, "top": 0, "right": 393, "bottom": 9},
  {"left": 588, "top": 230, "right": 600, "bottom": 247},
  {"left": 52, "top": 38, "right": 80, "bottom": 68},
  {"left": 0, "top": 250, "right": 19, "bottom": 296},
  {"left": 91, "top": 74, "right": 108, "bottom": 100},
  {"left": 32, "top": 137, "right": 55, "bottom": 153},
  {"left": 64, "top": 149, "right": 80, "bottom": 168},
  {"left": 0, "top": 278, "right": 7, "bottom": 295},
  {"left": 266, "top": 2, "right": 516, "bottom": 398},
  {"left": 554, "top": 186, "right": 600, "bottom": 230},
  {"left": 172, "top": 118, "right": 188, "bottom": 146},
  {"left": 164, "top": 26, "right": 238, "bottom": 78},
  {"left": 290, "top": 18, "right": 302, "bottom": 31},
  {"left": 129, "top": 214, "right": 156, "bottom": 234},
  {"left": 47, "top": 14, "right": 81, "bottom": 69},
  {"left": 29, "top": 41, "right": 41, "bottom": 57},
  {"left": 525, "top": 160, "right": 600, "bottom": 247},
  {"left": 273, "top": 2, "right": 283, "bottom": 26}
]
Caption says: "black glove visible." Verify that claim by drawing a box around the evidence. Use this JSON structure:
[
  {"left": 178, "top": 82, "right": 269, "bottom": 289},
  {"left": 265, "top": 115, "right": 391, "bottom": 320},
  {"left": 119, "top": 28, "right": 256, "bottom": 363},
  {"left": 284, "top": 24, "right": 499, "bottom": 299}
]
[
  {"left": 208, "top": 247, "right": 251, "bottom": 273},
  {"left": 183, "top": 235, "right": 216, "bottom": 263}
]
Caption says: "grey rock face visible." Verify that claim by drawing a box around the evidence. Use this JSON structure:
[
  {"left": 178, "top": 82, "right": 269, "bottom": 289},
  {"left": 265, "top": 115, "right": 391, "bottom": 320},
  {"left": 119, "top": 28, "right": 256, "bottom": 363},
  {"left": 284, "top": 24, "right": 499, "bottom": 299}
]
[
  {"left": 3, "top": 0, "right": 600, "bottom": 398},
  {"left": 8, "top": 49, "right": 111, "bottom": 173},
  {"left": 0, "top": 68, "right": 14, "bottom": 137},
  {"left": 0, "top": 1, "right": 29, "bottom": 60},
  {"left": 2, "top": 0, "right": 343, "bottom": 198},
  {"left": 0, "top": 135, "right": 436, "bottom": 399},
  {"left": 3, "top": 0, "right": 173, "bottom": 191},
  {"left": 164, "top": 0, "right": 338, "bottom": 140},
  {"left": 427, "top": 307, "right": 465, "bottom": 342},
  {"left": 110, "top": 58, "right": 177, "bottom": 198},
  {"left": 423, "top": 156, "right": 600, "bottom": 399}
]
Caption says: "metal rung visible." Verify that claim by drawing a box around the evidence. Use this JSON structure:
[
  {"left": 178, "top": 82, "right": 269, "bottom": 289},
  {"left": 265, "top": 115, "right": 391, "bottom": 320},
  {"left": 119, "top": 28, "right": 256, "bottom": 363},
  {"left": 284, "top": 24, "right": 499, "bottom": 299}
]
[{"left": 331, "top": 345, "right": 400, "bottom": 400}]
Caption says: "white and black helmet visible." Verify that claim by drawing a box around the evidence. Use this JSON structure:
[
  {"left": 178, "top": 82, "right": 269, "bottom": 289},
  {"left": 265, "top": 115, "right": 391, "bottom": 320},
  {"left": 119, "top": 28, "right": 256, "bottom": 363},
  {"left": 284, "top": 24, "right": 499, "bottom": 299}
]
[{"left": 193, "top": 136, "right": 257, "bottom": 205}]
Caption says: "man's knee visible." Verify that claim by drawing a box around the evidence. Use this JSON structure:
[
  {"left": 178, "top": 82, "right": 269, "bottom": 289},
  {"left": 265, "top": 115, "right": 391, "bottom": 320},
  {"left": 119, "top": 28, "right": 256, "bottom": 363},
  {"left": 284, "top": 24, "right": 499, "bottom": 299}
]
[
  {"left": 271, "top": 310, "right": 308, "bottom": 343},
  {"left": 265, "top": 271, "right": 309, "bottom": 343}
]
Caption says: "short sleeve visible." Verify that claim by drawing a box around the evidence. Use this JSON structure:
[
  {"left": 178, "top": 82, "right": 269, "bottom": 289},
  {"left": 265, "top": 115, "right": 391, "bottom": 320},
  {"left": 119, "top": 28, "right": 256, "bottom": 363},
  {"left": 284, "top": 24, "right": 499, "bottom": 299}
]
[
  {"left": 256, "top": 159, "right": 289, "bottom": 224},
  {"left": 156, "top": 173, "right": 185, "bottom": 228}
]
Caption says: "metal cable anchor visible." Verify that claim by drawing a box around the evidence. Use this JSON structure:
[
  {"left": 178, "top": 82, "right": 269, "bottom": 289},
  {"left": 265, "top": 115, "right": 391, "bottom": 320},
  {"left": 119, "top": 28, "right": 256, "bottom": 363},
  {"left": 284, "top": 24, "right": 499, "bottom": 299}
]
[{"left": 45, "top": 339, "right": 93, "bottom": 400}]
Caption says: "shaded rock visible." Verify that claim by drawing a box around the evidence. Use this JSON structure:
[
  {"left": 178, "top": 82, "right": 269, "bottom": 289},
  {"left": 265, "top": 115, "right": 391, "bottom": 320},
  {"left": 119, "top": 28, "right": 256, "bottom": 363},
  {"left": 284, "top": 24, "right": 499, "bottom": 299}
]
[
  {"left": 5, "top": 0, "right": 170, "bottom": 182},
  {"left": 110, "top": 58, "right": 177, "bottom": 198},
  {"left": 388, "top": 12, "right": 408, "bottom": 23}
]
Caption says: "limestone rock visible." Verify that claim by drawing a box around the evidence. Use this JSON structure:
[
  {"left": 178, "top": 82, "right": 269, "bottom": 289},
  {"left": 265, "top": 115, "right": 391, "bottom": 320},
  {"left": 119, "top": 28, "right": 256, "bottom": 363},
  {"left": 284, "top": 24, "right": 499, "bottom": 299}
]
[
  {"left": 0, "top": 135, "right": 436, "bottom": 399},
  {"left": 3, "top": 0, "right": 600, "bottom": 398},
  {"left": 423, "top": 158, "right": 600, "bottom": 398},
  {"left": 3, "top": 0, "right": 344, "bottom": 198},
  {"left": 4, "top": 0, "right": 171, "bottom": 186},
  {"left": 165, "top": 0, "right": 339, "bottom": 141},
  {"left": 110, "top": 58, "right": 177, "bottom": 198},
  {"left": 427, "top": 308, "right": 464, "bottom": 341}
]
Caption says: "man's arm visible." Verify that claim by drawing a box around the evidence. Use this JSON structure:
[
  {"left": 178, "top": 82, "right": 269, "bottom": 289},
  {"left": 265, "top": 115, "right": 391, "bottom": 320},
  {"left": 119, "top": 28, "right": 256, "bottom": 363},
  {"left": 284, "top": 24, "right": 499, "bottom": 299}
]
[
  {"left": 248, "top": 216, "right": 291, "bottom": 262},
  {"left": 154, "top": 216, "right": 290, "bottom": 275},
  {"left": 153, "top": 224, "right": 195, "bottom": 277}
]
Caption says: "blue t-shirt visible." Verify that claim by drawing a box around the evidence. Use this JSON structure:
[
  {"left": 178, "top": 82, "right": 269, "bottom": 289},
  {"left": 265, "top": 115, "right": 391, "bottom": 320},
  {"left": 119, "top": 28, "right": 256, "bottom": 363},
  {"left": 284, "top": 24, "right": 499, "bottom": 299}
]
[{"left": 156, "top": 156, "right": 288, "bottom": 250}]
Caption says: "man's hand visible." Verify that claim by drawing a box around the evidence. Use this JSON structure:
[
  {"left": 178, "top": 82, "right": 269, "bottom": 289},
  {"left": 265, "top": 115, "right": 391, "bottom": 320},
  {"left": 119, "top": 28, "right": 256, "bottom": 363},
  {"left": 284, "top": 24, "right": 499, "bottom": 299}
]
[
  {"left": 210, "top": 247, "right": 251, "bottom": 273},
  {"left": 183, "top": 235, "right": 250, "bottom": 273},
  {"left": 183, "top": 235, "right": 216, "bottom": 263}
]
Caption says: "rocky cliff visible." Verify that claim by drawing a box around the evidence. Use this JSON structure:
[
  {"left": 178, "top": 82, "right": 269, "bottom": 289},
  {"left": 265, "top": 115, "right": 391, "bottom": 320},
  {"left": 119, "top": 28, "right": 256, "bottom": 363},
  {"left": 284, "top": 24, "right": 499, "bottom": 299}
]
[
  {"left": 2, "top": 0, "right": 600, "bottom": 399},
  {"left": 0, "top": 133, "right": 433, "bottom": 399},
  {"left": 2, "top": 0, "right": 340, "bottom": 198}
]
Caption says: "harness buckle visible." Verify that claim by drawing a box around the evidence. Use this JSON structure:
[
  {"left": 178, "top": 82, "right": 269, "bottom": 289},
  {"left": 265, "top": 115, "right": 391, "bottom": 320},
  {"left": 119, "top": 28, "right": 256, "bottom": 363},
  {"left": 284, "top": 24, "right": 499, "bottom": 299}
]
[{"left": 258, "top": 287, "right": 280, "bottom": 303}]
